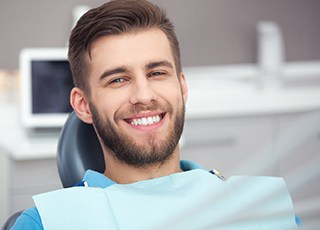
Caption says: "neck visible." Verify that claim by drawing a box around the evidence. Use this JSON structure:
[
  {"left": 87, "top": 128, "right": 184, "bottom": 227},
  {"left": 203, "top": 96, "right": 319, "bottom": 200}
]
[{"left": 103, "top": 147, "right": 182, "bottom": 184}]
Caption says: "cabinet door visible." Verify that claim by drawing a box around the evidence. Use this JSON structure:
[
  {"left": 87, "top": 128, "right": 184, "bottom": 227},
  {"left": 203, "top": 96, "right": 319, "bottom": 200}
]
[
  {"left": 181, "top": 116, "right": 275, "bottom": 178},
  {"left": 11, "top": 158, "right": 62, "bottom": 212},
  {"left": 277, "top": 110, "right": 320, "bottom": 226}
]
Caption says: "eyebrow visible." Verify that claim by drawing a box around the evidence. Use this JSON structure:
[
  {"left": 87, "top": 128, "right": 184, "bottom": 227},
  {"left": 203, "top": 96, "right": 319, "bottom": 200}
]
[
  {"left": 98, "top": 67, "right": 128, "bottom": 81},
  {"left": 146, "top": 60, "right": 174, "bottom": 70}
]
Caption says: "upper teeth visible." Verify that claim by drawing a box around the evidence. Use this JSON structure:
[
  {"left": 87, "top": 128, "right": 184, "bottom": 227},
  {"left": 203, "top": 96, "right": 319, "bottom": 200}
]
[{"left": 131, "top": 115, "right": 161, "bottom": 126}]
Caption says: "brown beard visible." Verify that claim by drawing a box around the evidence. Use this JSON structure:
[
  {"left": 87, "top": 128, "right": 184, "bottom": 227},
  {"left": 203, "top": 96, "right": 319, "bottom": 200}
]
[{"left": 89, "top": 100, "right": 185, "bottom": 168}]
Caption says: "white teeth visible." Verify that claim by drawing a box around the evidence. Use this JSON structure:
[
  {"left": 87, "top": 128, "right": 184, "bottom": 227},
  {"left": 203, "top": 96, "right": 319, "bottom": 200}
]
[
  {"left": 131, "top": 115, "right": 162, "bottom": 126},
  {"left": 141, "top": 118, "right": 148, "bottom": 125},
  {"left": 147, "top": 117, "right": 153, "bottom": 124}
]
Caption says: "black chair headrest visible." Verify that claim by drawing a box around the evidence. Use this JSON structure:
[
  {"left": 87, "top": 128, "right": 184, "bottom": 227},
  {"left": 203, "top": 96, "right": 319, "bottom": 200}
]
[{"left": 57, "top": 111, "right": 105, "bottom": 188}]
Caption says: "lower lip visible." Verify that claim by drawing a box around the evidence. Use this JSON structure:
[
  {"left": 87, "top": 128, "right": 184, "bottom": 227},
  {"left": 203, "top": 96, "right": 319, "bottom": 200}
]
[{"left": 126, "top": 114, "right": 166, "bottom": 132}]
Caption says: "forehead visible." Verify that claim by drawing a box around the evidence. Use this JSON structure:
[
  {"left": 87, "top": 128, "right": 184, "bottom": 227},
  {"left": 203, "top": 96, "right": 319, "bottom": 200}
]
[{"left": 87, "top": 29, "right": 175, "bottom": 74}]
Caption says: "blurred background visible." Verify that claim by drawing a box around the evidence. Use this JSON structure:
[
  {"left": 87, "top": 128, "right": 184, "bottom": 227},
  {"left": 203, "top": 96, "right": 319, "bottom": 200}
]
[
  {"left": 0, "top": 0, "right": 319, "bottom": 229},
  {"left": 1, "top": 0, "right": 320, "bottom": 69}
]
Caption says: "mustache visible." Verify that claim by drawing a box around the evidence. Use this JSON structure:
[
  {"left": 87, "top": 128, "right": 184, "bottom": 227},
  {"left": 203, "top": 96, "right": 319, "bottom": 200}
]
[{"left": 115, "top": 101, "right": 173, "bottom": 119}]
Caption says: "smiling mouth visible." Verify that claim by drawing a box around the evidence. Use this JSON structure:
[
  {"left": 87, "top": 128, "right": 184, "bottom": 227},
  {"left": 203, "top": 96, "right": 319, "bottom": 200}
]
[{"left": 125, "top": 113, "right": 165, "bottom": 126}]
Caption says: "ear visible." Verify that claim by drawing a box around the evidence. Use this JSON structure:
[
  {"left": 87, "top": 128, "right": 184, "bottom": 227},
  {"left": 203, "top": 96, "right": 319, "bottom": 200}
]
[
  {"left": 70, "top": 87, "right": 93, "bottom": 124},
  {"left": 179, "top": 72, "right": 188, "bottom": 103}
]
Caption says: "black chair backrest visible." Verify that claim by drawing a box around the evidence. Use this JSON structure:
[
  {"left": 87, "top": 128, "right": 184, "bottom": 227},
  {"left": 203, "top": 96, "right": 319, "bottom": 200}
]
[
  {"left": 57, "top": 111, "right": 105, "bottom": 188},
  {"left": 1, "top": 210, "right": 23, "bottom": 230}
]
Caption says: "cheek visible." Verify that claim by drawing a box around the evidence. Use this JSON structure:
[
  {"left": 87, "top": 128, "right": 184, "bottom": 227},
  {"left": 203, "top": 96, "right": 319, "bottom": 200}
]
[
  {"left": 104, "top": 95, "right": 130, "bottom": 121},
  {"left": 159, "top": 79, "right": 183, "bottom": 97},
  {"left": 161, "top": 86, "right": 185, "bottom": 109},
  {"left": 159, "top": 89, "right": 184, "bottom": 112},
  {"left": 90, "top": 93, "right": 116, "bottom": 121}
]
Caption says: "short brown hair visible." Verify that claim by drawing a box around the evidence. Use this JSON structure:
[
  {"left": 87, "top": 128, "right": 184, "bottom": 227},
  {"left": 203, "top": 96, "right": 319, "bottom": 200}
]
[{"left": 68, "top": 0, "right": 181, "bottom": 95}]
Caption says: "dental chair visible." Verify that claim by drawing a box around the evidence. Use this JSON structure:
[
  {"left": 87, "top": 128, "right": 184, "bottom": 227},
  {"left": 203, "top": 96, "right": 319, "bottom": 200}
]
[{"left": 1, "top": 112, "right": 105, "bottom": 229}]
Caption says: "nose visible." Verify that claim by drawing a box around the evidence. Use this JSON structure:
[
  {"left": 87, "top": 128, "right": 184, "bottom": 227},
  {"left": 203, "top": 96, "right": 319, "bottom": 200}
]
[{"left": 129, "top": 77, "right": 157, "bottom": 105}]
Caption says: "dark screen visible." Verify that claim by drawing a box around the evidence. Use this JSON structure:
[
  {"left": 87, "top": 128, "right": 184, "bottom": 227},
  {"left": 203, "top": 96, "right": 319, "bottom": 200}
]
[{"left": 31, "top": 60, "right": 74, "bottom": 114}]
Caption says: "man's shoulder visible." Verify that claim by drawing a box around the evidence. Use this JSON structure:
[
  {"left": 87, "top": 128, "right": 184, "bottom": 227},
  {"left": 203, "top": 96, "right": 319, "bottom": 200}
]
[{"left": 11, "top": 207, "right": 43, "bottom": 230}]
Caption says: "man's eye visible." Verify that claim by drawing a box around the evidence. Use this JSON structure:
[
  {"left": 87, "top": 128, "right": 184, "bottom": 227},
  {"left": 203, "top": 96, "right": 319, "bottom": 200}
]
[
  {"left": 107, "top": 77, "right": 129, "bottom": 88},
  {"left": 109, "top": 78, "right": 126, "bottom": 84},
  {"left": 149, "top": 71, "right": 165, "bottom": 77}
]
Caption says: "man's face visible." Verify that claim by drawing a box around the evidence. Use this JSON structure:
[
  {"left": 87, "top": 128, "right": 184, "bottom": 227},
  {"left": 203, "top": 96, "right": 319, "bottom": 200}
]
[{"left": 86, "top": 28, "right": 188, "bottom": 167}]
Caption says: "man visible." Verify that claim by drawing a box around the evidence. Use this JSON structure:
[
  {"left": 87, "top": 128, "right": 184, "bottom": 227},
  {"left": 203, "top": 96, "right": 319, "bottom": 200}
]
[{"left": 12, "top": 0, "right": 299, "bottom": 229}]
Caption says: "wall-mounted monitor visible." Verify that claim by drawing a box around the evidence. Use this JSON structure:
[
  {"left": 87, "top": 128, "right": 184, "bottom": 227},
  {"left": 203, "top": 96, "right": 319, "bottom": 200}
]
[{"left": 20, "top": 48, "right": 74, "bottom": 129}]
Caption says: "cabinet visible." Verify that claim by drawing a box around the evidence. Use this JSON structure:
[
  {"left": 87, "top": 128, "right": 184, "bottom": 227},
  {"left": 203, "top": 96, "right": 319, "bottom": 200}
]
[
  {"left": 181, "top": 115, "right": 276, "bottom": 177},
  {"left": 10, "top": 158, "right": 62, "bottom": 212},
  {"left": 0, "top": 156, "right": 62, "bottom": 224},
  {"left": 276, "top": 110, "right": 320, "bottom": 226}
]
